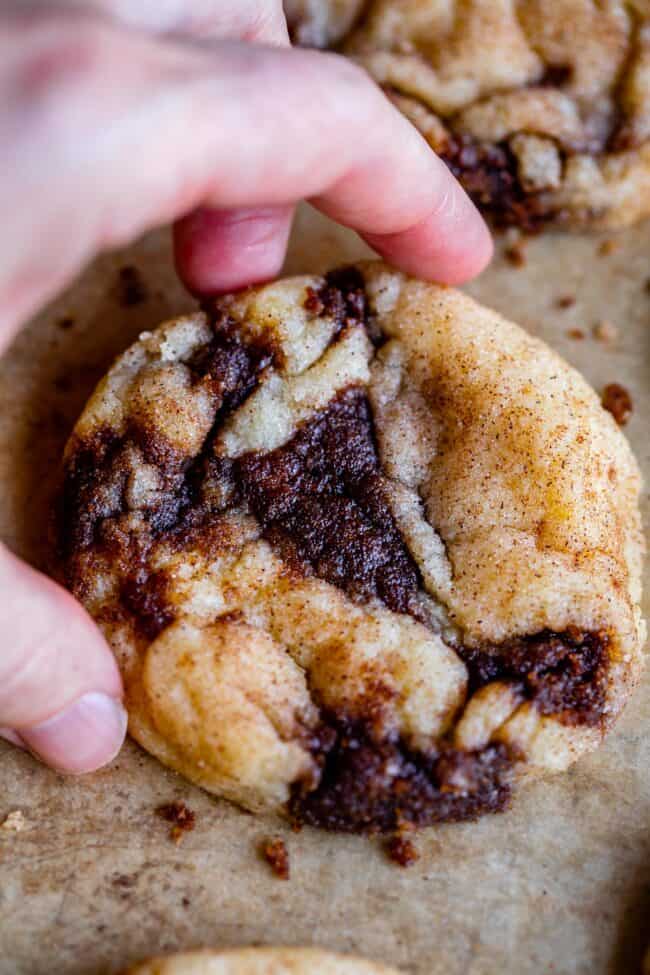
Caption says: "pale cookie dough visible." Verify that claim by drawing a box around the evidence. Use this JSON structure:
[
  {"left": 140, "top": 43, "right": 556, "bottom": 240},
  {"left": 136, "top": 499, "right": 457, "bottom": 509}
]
[
  {"left": 290, "top": 0, "right": 650, "bottom": 230},
  {"left": 124, "top": 948, "right": 402, "bottom": 975},
  {"left": 62, "top": 263, "right": 645, "bottom": 833}
]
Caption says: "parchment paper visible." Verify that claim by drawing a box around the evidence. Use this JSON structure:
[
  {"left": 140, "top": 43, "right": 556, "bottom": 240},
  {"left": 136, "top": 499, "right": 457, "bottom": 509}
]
[{"left": 0, "top": 205, "right": 648, "bottom": 975}]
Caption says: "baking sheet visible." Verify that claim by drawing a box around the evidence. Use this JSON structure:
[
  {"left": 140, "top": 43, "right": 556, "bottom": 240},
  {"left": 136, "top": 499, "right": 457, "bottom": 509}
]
[{"left": 0, "top": 205, "right": 648, "bottom": 975}]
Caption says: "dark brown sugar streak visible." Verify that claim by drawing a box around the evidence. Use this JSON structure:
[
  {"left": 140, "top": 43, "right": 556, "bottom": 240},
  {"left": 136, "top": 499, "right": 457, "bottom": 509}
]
[
  {"left": 441, "top": 134, "right": 555, "bottom": 231},
  {"left": 457, "top": 630, "right": 610, "bottom": 727},
  {"left": 236, "top": 388, "right": 421, "bottom": 617},
  {"left": 392, "top": 84, "right": 637, "bottom": 232},
  {"left": 290, "top": 714, "right": 512, "bottom": 833},
  {"left": 62, "top": 268, "right": 612, "bottom": 832},
  {"left": 62, "top": 310, "right": 275, "bottom": 635}
]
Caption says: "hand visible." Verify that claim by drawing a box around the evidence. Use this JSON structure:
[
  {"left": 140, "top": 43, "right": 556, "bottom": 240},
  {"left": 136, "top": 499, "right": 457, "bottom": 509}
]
[{"left": 0, "top": 0, "right": 492, "bottom": 774}]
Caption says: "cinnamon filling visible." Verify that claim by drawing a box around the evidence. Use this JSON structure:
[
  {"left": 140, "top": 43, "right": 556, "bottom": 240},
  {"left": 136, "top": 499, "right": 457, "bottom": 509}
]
[
  {"left": 236, "top": 388, "right": 421, "bottom": 617},
  {"left": 440, "top": 135, "right": 557, "bottom": 231},
  {"left": 290, "top": 713, "right": 512, "bottom": 833}
]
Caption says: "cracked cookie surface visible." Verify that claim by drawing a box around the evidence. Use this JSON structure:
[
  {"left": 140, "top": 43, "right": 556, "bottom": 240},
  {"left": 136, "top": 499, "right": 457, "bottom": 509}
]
[
  {"left": 288, "top": 0, "right": 650, "bottom": 230},
  {"left": 125, "top": 948, "right": 403, "bottom": 975},
  {"left": 62, "top": 263, "right": 645, "bottom": 832}
]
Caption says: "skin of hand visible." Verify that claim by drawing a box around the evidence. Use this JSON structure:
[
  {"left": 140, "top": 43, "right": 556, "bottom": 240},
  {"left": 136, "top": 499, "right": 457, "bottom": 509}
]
[{"left": 0, "top": 0, "right": 492, "bottom": 774}]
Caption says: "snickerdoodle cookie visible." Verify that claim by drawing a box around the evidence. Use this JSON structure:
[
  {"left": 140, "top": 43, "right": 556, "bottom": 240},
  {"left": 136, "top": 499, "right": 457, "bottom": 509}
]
[{"left": 62, "top": 263, "right": 645, "bottom": 832}]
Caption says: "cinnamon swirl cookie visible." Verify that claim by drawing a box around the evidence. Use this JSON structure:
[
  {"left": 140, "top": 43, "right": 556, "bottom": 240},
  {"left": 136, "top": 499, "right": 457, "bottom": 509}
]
[
  {"left": 290, "top": 0, "right": 650, "bottom": 230},
  {"left": 124, "top": 949, "right": 402, "bottom": 975},
  {"left": 62, "top": 263, "right": 645, "bottom": 833}
]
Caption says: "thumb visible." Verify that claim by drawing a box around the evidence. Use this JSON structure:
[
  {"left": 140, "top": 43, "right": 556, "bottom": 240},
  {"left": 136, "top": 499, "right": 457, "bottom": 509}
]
[{"left": 0, "top": 544, "right": 127, "bottom": 773}]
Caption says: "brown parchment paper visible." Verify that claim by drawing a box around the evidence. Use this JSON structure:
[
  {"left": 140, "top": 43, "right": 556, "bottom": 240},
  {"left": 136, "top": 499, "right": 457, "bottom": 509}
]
[{"left": 0, "top": 205, "right": 649, "bottom": 975}]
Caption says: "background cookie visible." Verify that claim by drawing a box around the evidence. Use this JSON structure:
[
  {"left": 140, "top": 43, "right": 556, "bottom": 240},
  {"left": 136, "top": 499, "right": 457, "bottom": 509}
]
[
  {"left": 125, "top": 948, "right": 402, "bottom": 975},
  {"left": 62, "top": 263, "right": 645, "bottom": 833},
  {"left": 288, "top": 0, "right": 650, "bottom": 231}
]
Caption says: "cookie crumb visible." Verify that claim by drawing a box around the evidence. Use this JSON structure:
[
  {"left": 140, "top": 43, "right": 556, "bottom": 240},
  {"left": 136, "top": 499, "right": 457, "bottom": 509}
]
[
  {"left": 504, "top": 242, "right": 526, "bottom": 267},
  {"left": 503, "top": 227, "right": 521, "bottom": 245},
  {"left": 1, "top": 810, "right": 26, "bottom": 833},
  {"left": 601, "top": 383, "right": 633, "bottom": 426},
  {"left": 156, "top": 801, "right": 196, "bottom": 843},
  {"left": 597, "top": 238, "right": 619, "bottom": 257},
  {"left": 386, "top": 835, "right": 419, "bottom": 868},
  {"left": 111, "top": 873, "right": 136, "bottom": 889},
  {"left": 567, "top": 328, "right": 585, "bottom": 340},
  {"left": 593, "top": 320, "right": 618, "bottom": 344},
  {"left": 56, "top": 316, "right": 75, "bottom": 330},
  {"left": 118, "top": 265, "right": 148, "bottom": 307},
  {"left": 262, "top": 837, "right": 290, "bottom": 879},
  {"left": 555, "top": 295, "right": 575, "bottom": 309}
]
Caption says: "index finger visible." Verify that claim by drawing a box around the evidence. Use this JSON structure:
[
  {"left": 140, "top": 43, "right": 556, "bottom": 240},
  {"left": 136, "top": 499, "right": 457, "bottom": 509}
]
[
  {"left": 172, "top": 45, "right": 492, "bottom": 291},
  {"left": 1, "top": 23, "right": 492, "bottom": 338},
  {"left": 11, "top": 0, "right": 289, "bottom": 43}
]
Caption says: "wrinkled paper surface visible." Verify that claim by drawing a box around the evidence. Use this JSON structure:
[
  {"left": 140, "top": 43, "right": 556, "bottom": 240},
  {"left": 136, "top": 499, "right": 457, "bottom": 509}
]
[{"left": 0, "top": 206, "right": 648, "bottom": 975}]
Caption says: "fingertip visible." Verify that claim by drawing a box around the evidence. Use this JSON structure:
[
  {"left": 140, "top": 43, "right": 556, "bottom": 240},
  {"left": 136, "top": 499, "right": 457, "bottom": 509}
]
[
  {"left": 174, "top": 205, "right": 294, "bottom": 296},
  {"left": 0, "top": 545, "right": 124, "bottom": 728},
  {"left": 364, "top": 183, "right": 493, "bottom": 286},
  {"left": 57, "top": 582, "right": 125, "bottom": 697}
]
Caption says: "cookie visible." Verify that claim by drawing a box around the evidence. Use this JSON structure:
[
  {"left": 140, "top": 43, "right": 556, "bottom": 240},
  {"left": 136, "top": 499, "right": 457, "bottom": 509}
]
[
  {"left": 291, "top": 0, "right": 650, "bottom": 231},
  {"left": 62, "top": 263, "right": 645, "bottom": 833},
  {"left": 124, "top": 948, "right": 402, "bottom": 975}
]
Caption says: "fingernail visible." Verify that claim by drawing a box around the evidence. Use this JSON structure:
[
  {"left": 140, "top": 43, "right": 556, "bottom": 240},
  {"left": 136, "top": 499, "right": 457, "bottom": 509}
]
[{"left": 19, "top": 693, "right": 128, "bottom": 774}]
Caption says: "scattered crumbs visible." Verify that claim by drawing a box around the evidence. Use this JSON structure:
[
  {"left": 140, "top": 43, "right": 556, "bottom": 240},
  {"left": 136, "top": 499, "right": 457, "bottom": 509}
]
[
  {"left": 593, "top": 320, "right": 618, "bottom": 344},
  {"left": 56, "top": 316, "right": 75, "bottom": 330},
  {"left": 567, "top": 328, "right": 585, "bottom": 340},
  {"left": 503, "top": 227, "right": 521, "bottom": 246},
  {"left": 601, "top": 383, "right": 633, "bottom": 426},
  {"left": 118, "top": 265, "right": 148, "bottom": 307},
  {"left": 1, "top": 810, "right": 26, "bottom": 833},
  {"left": 504, "top": 242, "right": 526, "bottom": 267},
  {"left": 386, "top": 835, "right": 419, "bottom": 868},
  {"left": 262, "top": 837, "right": 290, "bottom": 879},
  {"left": 111, "top": 873, "right": 136, "bottom": 889},
  {"left": 156, "top": 801, "right": 196, "bottom": 843},
  {"left": 181, "top": 896, "right": 191, "bottom": 908},
  {"left": 597, "top": 238, "right": 620, "bottom": 257},
  {"left": 555, "top": 295, "right": 575, "bottom": 309}
]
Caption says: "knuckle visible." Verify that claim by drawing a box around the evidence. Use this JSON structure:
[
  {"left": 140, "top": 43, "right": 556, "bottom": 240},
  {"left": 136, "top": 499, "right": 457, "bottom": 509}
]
[
  {"left": 12, "top": 11, "right": 118, "bottom": 111},
  {"left": 328, "top": 51, "right": 374, "bottom": 90},
  {"left": 322, "top": 52, "right": 387, "bottom": 120},
  {"left": 292, "top": 49, "right": 377, "bottom": 118},
  {"left": 0, "top": 9, "right": 126, "bottom": 159}
]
